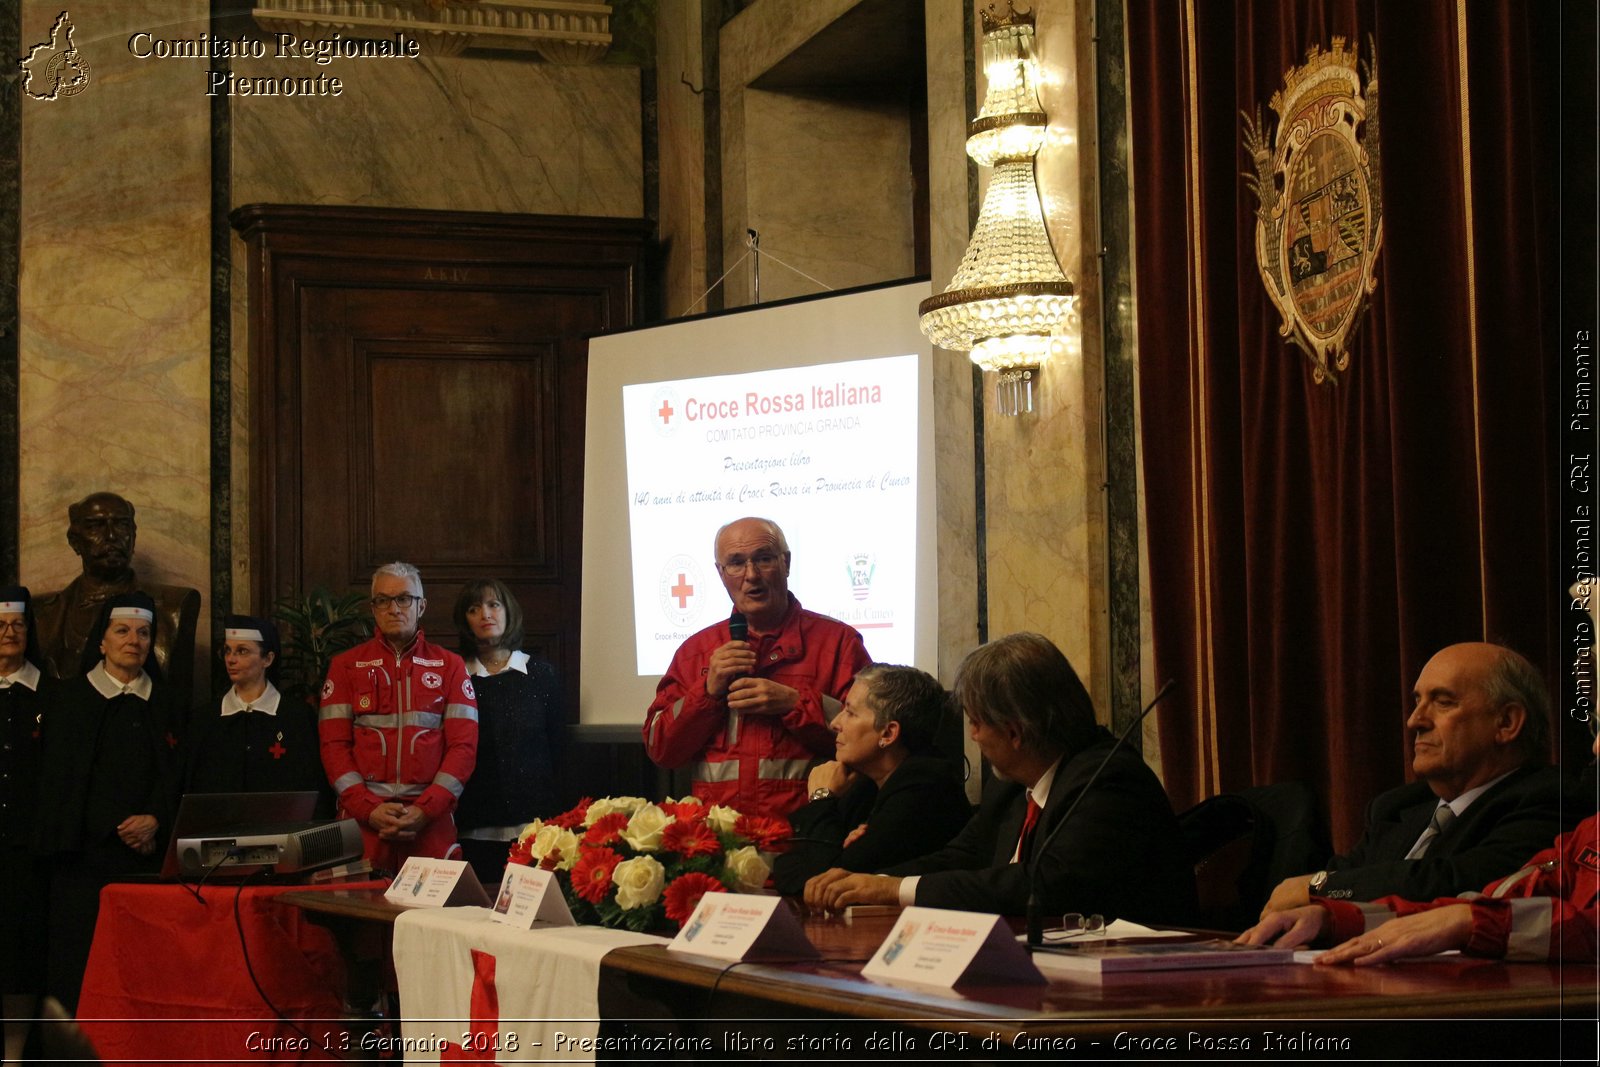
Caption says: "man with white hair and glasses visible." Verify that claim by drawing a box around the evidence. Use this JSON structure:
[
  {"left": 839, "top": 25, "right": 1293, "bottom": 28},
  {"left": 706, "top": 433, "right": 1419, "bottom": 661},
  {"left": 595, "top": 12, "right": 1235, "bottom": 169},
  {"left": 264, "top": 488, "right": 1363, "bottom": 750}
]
[
  {"left": 319, "top": 562, "right": 479, "bottom": 867},
  {"left": 644, "top": 517, "right": 870, "bottom": 818}
]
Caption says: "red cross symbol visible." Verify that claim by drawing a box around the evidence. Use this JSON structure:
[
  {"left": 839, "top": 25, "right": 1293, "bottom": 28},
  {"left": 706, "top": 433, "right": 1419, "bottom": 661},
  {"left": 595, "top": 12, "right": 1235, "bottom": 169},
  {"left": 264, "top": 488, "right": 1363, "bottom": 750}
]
[
  {"left": 441, "top": 948, "right": 500, "bottom": 1063},
  {"left": 657, "top": 398, "right": 674, "bottom": 424},
  {"left": 268, "top": 740, "right": 286, "bottom": 760},
  {"left": 670, "top": 573, "right": 694, "bottom": 609}
]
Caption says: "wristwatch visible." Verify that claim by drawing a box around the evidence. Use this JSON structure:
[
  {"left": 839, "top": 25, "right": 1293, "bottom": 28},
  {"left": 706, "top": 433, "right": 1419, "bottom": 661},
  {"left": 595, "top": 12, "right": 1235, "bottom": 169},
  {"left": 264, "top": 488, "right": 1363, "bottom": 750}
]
[
  {"left": 810, "top": 787, "right": 834, "bottom": 802},
  {"left": 1308, "top": 870, "right": 1330, "bottom": 896}
]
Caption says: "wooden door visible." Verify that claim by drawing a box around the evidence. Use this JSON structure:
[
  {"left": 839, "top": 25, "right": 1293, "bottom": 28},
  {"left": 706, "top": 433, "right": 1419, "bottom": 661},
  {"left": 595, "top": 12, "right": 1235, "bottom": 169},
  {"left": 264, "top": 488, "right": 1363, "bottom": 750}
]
[{"left": 232, "top": 205, "right": 647, "bottom": 711}]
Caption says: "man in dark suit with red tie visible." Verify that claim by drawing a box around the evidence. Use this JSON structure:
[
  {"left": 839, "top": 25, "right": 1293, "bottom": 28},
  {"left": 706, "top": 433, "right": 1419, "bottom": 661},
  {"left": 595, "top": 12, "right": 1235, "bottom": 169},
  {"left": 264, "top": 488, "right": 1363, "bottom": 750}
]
[
  {"left": 804, "top": 632, "right": 1196, "bottom": 925},
  {"left": 1261, "top": 642, "right": 1579, "bottom": 915}
]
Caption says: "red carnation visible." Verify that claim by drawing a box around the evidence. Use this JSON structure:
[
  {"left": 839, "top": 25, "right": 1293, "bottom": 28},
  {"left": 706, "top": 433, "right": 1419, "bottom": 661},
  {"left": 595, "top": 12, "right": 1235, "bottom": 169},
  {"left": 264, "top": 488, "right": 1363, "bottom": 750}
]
[
  {"left": 506, "top": 837, "right": 534, "bottom": 868},
  {"left": 733, "top": 814, "right": 792, "bottom": 851},
  {"left": 583, "top": 812, "right": 630, "bottom": 846},
  {"left": 661, "top": 818, "right": 721, "bottom": 858},
  {"left": 538, "top": 848, "right": 563, "bottom": 872},
  {"left": 546, "top": 798, "right": 593, "bottom": 829},
  {"left": 571, "top": 847, "right": 622, "bottom": 903},
  {"left": 663, "top": 872, "right": 726, "bottom": 925}
]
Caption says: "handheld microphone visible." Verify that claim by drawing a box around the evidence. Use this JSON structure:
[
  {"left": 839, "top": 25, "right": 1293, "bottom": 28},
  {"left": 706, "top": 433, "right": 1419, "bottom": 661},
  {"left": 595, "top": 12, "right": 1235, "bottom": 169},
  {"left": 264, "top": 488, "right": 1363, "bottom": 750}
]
[
  {"left": 728, "top": 612, "right": 748, "bottom": 643},
  {"left": 1024, "top": 678, "right": 1178, "bottom": 949}
]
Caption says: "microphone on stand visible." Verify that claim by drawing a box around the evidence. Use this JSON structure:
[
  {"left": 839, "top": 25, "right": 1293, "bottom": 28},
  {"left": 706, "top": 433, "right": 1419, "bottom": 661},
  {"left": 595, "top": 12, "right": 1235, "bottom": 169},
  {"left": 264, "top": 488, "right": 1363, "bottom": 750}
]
[{"left": 1024, "top": 678, "right": 1178, "bottom": 949}]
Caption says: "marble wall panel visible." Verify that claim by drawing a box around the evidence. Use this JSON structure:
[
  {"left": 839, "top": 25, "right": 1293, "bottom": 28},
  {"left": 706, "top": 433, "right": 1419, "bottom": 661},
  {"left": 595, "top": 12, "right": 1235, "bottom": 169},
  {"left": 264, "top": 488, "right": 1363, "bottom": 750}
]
[
  {"left": 231, "top": 50, "right": 642, "bottom": 217},
  {"left": 925, "top": 0, "right": 979, "bottom": 687},
  {"left": 657, "top": 0, "right": 709, "bottom": 317},
  {"left": 733, "top": 88, "right": 915, "bottom": 305},
  {"left": 19, "top": 1, "right": 213, "bottom": 625},
  {"left": 976, "top": 0, "right": 1111, "bottom": 712}
]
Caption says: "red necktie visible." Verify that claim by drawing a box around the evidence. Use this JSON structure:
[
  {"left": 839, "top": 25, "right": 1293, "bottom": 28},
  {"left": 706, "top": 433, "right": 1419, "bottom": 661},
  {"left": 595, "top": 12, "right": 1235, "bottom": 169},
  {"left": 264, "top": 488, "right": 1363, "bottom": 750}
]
[{"left": 1017, "top": 795, "right": 1042, "bottom": 861}]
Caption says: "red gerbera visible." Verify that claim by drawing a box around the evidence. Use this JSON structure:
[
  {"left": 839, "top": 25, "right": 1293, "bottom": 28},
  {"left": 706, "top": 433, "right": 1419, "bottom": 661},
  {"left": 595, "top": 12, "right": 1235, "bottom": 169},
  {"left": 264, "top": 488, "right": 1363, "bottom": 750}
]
[
  {"left": 663, "top": 872, "right": 726, "bottom": 925},
  {"left": 546, "top": 798, "right": 593, "bottom": 829},
  {"left": 571, "top": 847, "right": 622, "bottom": 903},
  {"left": 661, "top": 818, "right": 721, "bottom": 858},
  {"left": 583, "top": 812, "right": 630, "bottom": 846},
  {"left": 733, "top": 814, "right": 792, "bottom": 851},
  {"left": 660, "top": 800, "right": 706, "bottom": 823}
]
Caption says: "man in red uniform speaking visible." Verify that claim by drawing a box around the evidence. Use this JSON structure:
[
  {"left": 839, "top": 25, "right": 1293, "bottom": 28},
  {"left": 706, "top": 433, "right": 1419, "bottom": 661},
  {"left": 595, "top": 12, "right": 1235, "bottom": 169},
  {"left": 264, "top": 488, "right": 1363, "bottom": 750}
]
[
  {"left": 644, "top": 517, "right": 870, "bottom": 818},
  {"left": 319, "top": 562, "right": 478, "bottom": 867}
]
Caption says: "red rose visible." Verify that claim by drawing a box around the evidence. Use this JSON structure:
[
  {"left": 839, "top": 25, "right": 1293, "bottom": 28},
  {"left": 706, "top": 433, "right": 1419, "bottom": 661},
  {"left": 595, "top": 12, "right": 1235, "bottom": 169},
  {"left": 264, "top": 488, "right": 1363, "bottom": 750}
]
[
  {"left": 583, "top": 812, "right": 630, "bottom": 846},
  {"left": 661, "top": 818, "right": 721, "bottom": 858},
  {"left": 571, "top": 847, "right": 622, "bottom": 904},
  {"left": 663, "top": 872, "right": 726, "bottom": 925},
  {"left": 733, "top": 814, "right": 792, "bottom": 851},
  {"left": 546, "top": 798, "right": 593, "bottom": 829}
]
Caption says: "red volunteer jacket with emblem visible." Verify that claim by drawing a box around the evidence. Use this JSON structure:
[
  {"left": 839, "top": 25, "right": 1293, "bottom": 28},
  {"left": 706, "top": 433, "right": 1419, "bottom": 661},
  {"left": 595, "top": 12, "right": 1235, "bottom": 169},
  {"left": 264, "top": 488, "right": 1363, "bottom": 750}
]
[
  {"left": 318, "top": 632, "right": 479, "bottom": 824},
  {"left": 643, "top": 596, "right": 869, "bottom": 818},
  {"left": 1318, "top": 812, "right": 1600, "bottom": 960}
]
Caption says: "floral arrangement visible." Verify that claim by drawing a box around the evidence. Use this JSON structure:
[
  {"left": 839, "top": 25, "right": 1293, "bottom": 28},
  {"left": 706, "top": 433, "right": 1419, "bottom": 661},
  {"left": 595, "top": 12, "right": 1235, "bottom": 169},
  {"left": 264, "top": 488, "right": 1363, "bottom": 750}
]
[{"left": 507, "top": 795, "right": 791, "bottom": 932}]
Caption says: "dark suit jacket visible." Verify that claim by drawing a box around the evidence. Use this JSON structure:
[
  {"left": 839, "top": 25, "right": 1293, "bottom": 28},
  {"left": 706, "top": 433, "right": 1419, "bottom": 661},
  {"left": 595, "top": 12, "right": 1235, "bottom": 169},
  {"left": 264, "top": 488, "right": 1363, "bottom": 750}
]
[
  {"left": 772, "top": 754, "right": 971, "bottom": 895},
  {"left": 885, "top": 728, "right": 1197, "bottom": 924},
  {"left": 1320, "top": 763, "right": 1582, "bottom": 901}
]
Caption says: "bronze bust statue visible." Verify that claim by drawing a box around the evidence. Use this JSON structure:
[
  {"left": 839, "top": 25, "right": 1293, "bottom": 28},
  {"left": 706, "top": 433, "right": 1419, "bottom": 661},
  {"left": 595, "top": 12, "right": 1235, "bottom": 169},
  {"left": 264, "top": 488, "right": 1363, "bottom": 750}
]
[{"left": 32, "top": 492, "right": 201, "bottom": 700}]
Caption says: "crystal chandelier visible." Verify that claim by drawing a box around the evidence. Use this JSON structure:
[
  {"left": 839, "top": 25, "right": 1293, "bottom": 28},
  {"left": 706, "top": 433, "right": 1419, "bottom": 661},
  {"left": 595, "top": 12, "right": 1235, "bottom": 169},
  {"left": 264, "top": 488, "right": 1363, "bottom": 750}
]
[{"left": 919, "top": 3, "right": 1076, "bottom": 416}]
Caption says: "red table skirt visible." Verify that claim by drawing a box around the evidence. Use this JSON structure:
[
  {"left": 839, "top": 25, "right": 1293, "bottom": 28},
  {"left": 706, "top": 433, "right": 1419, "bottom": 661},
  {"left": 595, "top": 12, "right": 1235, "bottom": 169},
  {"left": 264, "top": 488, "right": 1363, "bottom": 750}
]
[{"left": 77, "top": 881, "right": 384, "bottom": 1064}]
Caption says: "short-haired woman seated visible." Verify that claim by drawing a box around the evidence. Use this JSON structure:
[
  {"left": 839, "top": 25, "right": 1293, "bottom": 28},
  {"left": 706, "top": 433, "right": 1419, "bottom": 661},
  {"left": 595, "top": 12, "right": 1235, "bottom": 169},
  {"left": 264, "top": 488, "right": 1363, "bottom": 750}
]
[{"left": 772, "top": 664, "right": 970, "bottom": 896}]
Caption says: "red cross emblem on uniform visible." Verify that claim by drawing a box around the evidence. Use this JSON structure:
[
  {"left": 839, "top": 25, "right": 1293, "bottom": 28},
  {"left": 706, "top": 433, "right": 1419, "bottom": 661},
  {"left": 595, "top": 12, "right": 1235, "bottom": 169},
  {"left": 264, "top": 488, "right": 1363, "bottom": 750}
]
[{"left": 268, "top": 740, "right": 286, "bottom": 760}]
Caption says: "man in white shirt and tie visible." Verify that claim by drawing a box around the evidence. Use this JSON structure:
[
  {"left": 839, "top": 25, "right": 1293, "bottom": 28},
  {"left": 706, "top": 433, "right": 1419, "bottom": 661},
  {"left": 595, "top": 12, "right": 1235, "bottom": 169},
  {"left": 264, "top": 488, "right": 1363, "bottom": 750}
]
[{"left": 1262, "top": 642, "right": 1579, "bottom": 914}]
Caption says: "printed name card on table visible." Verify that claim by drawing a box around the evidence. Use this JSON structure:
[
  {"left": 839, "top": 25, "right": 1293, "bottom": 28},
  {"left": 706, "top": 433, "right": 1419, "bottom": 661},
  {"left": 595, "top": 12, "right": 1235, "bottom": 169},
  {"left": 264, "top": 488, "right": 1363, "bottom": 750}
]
[
  {"left": 384, "top": 857, "right": 492, "bottom": 909},
  {"left": 862, "top": 907, "right": 1045, "bottom": 988},
  {"left": 488, "top": 864, "right": 575, "bottom": 928},
  {"left": 667, "top": 894, "right": 819, "bottom": 962}
]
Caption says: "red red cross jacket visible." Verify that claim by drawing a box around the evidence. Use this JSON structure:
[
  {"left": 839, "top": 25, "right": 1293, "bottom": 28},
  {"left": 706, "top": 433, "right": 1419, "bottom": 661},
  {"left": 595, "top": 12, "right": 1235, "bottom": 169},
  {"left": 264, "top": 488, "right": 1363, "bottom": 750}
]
[
  {"left": 1319, "top": 812, "right": 1600, "bottom": 960},
  {"left": 643, "top": 596, "right": 869, "bottom": 819},
  {"left": 318, "top": 632, "right": 479, "bottom": 826}
]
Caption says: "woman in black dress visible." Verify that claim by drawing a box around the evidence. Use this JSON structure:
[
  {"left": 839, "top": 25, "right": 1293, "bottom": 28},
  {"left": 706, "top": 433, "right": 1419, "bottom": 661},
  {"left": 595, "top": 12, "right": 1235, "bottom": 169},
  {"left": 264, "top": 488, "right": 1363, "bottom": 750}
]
[
  {"left": 1, "top": 586, "right": 51, "bottom": 1050},
  {"left": 185, "top": 614, "right": 325, "bottom": 805},
  {"left": 773, "top": 664, "right": 971, "bottom": 895},
  {"left": 451, "top": 578, "right": 563, "bottom": 884},
  {"left": 35, "top": 591, "right": 180, "bottom": 1011}
]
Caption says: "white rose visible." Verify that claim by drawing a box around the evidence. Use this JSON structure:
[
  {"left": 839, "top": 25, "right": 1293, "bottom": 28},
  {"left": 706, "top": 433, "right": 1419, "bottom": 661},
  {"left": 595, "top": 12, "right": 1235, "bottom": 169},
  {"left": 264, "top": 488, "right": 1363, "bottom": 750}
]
[
  {"left": 705, "top": 805, "right": 741, "bottom": 834},
  {"left": 667, "top": 795, "right": 704, "bottom": 808},
  {"left": 515, "top": 818, "right": 544, "bottom": 844},
  {"left": 529, "top": 824, "right": 580, "bottom": 870},
  {"left": 585, "top": 795, "right": 649, "bottom": 826},
  {"left": 621, "top": 803, "right": 674, "bottom": 851},
  {"left": 725, "top": 845, "right": 771, "bottom": 891},
  {"left": 611, "top": 855, "right": 666, "bottom": 910}
]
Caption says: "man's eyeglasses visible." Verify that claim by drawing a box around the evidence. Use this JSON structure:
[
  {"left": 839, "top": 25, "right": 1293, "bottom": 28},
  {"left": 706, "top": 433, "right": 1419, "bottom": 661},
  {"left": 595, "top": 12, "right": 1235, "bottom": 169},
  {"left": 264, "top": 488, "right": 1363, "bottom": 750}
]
[
  {"left": 371, "top": 594, "right": 420, "bottom": 610},
  {"left": 1039, "top": 913, "right": 1106, "bottom": 943},
  {"left": 718, "top": 553, "right": 783, "bottom": 577}
]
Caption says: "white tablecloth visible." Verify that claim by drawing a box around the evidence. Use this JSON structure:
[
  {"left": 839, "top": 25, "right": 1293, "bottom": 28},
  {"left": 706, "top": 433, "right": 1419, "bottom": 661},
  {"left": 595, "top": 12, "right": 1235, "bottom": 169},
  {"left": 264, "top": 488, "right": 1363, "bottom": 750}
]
[{"left": 394, "top": 907, "right": 669, "bottom": 1063}]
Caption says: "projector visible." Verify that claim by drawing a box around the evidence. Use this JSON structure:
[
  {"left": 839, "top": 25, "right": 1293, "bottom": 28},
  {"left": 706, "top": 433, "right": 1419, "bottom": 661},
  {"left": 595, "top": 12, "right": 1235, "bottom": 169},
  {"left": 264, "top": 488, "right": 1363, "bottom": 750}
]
[{"left": 175, "top": 818, "right": 364, "bottom": 877}]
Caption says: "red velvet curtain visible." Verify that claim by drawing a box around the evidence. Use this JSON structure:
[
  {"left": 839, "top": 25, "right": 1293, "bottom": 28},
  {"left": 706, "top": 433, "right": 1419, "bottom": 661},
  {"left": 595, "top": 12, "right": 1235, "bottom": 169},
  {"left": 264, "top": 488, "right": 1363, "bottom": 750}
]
[{"left": 1126, "top": 0, "right": 1566, "bottom": 850}]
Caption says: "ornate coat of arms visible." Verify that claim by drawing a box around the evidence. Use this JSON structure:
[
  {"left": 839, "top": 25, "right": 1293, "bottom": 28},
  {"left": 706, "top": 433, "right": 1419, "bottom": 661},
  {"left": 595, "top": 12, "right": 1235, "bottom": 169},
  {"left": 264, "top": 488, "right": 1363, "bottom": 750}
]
[{"left": 1243, "top": 37, "right": 1381, "bottom": 383}]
